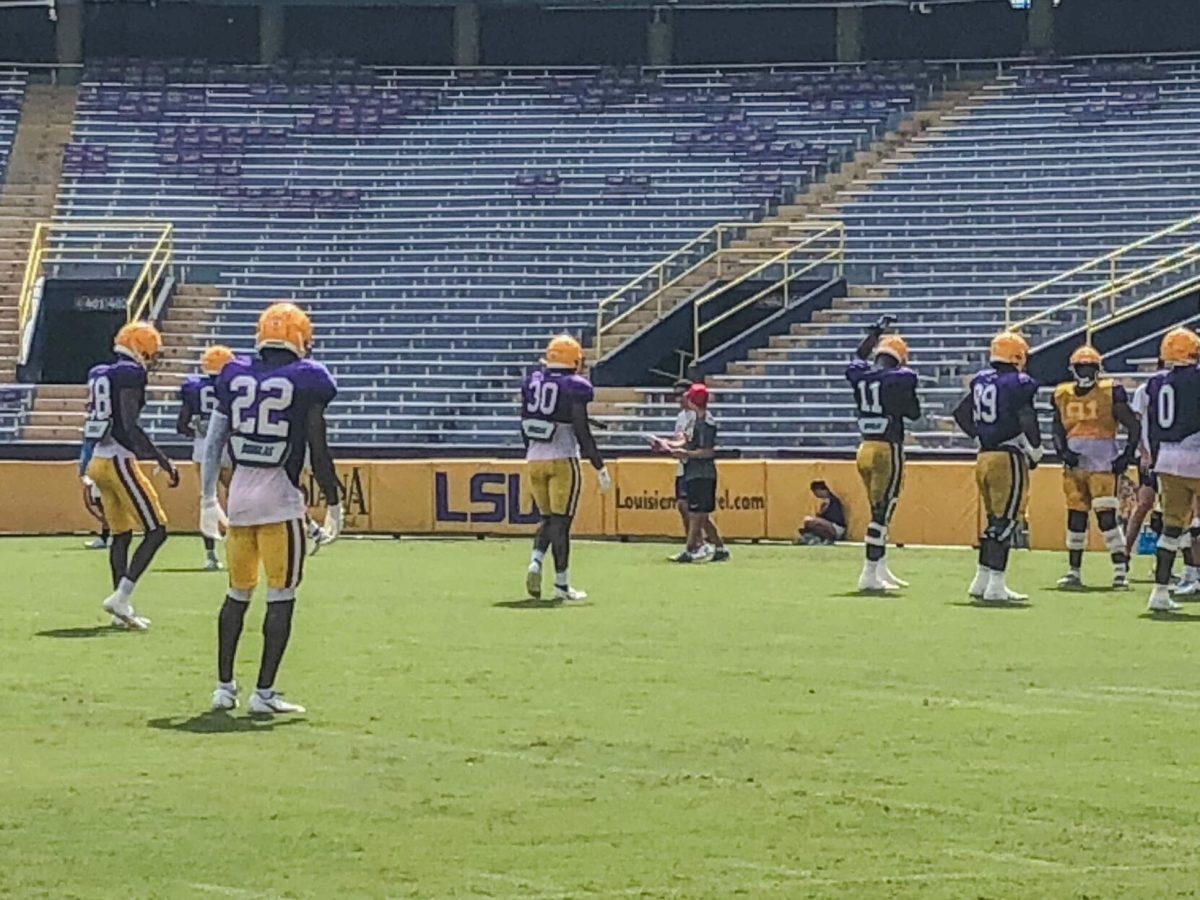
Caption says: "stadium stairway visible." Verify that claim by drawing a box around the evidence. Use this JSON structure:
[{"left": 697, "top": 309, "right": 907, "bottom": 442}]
[
  {"left": 0, "top": 83, "right": 77, "bottom": 381},
  {"left": 18, "top": 282, "right": 224, "bottom": 442}
]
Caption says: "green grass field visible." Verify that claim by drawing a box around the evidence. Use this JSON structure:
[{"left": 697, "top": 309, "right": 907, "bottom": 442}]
[{"left": 3, "top": 535, "right": 1200, "bottom": 898}]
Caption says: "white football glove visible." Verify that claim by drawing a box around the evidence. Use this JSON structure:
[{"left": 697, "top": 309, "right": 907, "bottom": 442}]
[
  {"left": 199, "top": 497, "right": 228, "bottom": 540},
  {"left": 323, "top": 503, "right": 344, "bottom": 545},
  {"left": 597, "top": 466, "right": 613, "bottom": 493}
]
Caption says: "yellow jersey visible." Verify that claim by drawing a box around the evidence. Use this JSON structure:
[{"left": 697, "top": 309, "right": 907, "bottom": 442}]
[{"left": 1053, "top": 379, "right": 1124, "bottom": 471}]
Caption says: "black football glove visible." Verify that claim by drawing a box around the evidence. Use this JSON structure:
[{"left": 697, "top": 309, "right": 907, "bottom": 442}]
[
  {"left": 1060, "top": 448, "right": 1081, "bottom": 468},
  {"left": 1112, "top": 448, "right": 1136, "bottom": 474},
  {"left": 874, "top": 314, "right": 898, "bottom": 332}
]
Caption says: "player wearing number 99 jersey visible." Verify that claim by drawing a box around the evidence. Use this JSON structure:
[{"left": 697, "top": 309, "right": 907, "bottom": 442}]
[
  {"left": 200, "top": 302, "right": 342, "bottom": 715},
  {"left": 84, "top": 320, "right": 180, "bottom": 631},
  {"left": 177, "top": 345, "right": 235, "bottom": 570},
  {"left": 845, "top": 319, "right": 920, "bottom": 593},
  {"left": 1144, "top": 327, "right": 1200, "bottom": 613},
  {"left": 520, "top": 334, "right": 612, "bottom": 604},
  {"left": 952, "top": 332, "right": 1042, "bottom": 604}
]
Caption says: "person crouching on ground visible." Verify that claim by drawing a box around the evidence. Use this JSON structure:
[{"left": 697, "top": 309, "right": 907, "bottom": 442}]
[{"left": 799, "top": 480, "right": 847, "bottom": 545}]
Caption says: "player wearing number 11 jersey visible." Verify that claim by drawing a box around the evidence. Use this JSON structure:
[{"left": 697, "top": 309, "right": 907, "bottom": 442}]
[
  {"left": 200, "top": 303, "right": 342, "bottom": 714},
  {"left": 952, "top": 332, "right": 1042, "bottom": 603},
  {"left": 1144, "top": 327, "right": 1200, "bottom": 613},
  {"left": 845, "top": 318, "right": 920, "bottom": 593}
]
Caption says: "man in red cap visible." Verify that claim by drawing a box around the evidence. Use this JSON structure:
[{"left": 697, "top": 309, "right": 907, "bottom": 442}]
[{"left": 658, "top": 383, "right": 728, "bottom": 563}]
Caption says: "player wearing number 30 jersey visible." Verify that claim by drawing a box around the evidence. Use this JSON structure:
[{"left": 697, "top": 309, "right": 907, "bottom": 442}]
[
  {"left": 845, "top": 318, "right": 920, "bottom": 593},
  {"left": 953, "top": 331, "right": 1042, "bottom": 604},
  {"left": 520, "top": 334, "right": 611, "bottom": 603},
  {"left": 200, "top": 302, "right": 342, "bottom": 715},
  {"left": 84, "top": 320, "right": 180, "bottom": 630},
  {"left": 1144, "top": 327, "right": 1200, "bottom": 613}
]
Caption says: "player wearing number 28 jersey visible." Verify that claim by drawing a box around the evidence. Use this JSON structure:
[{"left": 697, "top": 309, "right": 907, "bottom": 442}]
[
  {"left": 953, "top": 331, "right": 1042, "bottom": 604},
  {"left": 520, "top": 335, "right": 612, "bottom": 603},
  {"left": 84, "top": 321, "right": 180, "bottom": 630},
  {"left": 845, "top": 318, "right": 920, "bottom": 593},
  {"left": 200, "top": 302, "right": 342, "bottom": 715},
  {"left": 1144, "top": 327, "right": 1200, "bottom": 613},
  {"left": 177, "top": 345, "right": 236, "bottom": 570}
]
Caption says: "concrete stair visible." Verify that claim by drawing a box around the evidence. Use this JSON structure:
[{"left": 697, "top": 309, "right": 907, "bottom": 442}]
[{"left": 0, "top": 83, "right": 77, "bottom": 381}]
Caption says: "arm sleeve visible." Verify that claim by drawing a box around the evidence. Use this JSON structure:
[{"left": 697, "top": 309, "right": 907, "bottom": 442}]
[
  {"left": 570, "top": 399, "right": 604, "bottom": 470},
  {"left": 200, "top": 411, "right": 231, "bottom": 502},
  {"left": 1051, "top": 403, "right": 1069, "bottom": 456},
  {"left": 305, "top": 402, "right": 341, "bottom": 506},
  {"left": 78, "top": 438, "right": 96, "bottom": 476},
  {"left": 952, "top": 392, "right": 976, "bottom": 437}
]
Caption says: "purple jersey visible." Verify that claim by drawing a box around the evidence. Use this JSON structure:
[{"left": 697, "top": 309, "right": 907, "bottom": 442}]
[
  {"left": 179, "top": 373, "right": 219, "bottom": 427},
  {"left": 215, "top": 355, "right": 336, "bottom": 483},
  {"left": 969, "top": 368, "right": 1039, "bottom": 450},
  {"left": 846, "top": 360, "right": 920, "bottom": 443},
  {"left": 1146, "top": 366, "right": 1200, "bottom": 449},
  {"left": 85, "top": 358, "right": 147, "bottom": 453},
  {"left": 520, "top": 368, "right": 594, "bottom": 456}
]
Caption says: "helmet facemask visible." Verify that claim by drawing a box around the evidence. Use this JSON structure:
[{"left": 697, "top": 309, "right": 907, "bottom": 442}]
[{"left": 1072, "top": 362, "right": 1099, "bottom": 388}]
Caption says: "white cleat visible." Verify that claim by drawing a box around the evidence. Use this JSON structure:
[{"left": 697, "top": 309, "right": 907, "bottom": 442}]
[
  {"left": 102, "top": 593, "right": 149, "bottom": 630},
  {"left": 203, "top": 556, "right": 222, "bottom": 571},
  {"left": 84, "top": 537, "right": 107, "bottom": 550},
  {"left": 249, "top": 691, "right": 306, "bottom": 715},
  {"left": 882, "top": 566, "right": 909, "bottom": 588},
  {"left": 968, "top": 575, "right": 989, "bottom": 599},
  {"left": 983, "top": 585, "right": 1028, "bottom": 603},
  {"left": 526, "top": 562, "right": 542, "bottom": 600},
  {"left": 1173, "top": 580, "right": 1200, "bottom": 597},
  {"left": 211, "top": 684, "right": 238, "bottom": 711},
  {"left": 554, "top": 586, "right": 588, "bottom": 604},
  {"left": 1149, "top": 586, "right": 1182, "bottom": 612},
  {"left": 1112, "top": 571, "right": 1130, "bottom": 591},
  {"left": 857, "top": 573, "right": 896, "bottom": 593}
]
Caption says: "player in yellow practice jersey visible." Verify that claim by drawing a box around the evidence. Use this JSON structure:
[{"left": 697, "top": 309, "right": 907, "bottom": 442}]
[{"left": 1051, "top": 345, "right": 1140, "bottom": 590}]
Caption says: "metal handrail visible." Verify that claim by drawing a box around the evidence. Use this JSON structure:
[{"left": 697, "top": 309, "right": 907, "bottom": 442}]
[
  {"left": 1089, "top": 271, "right": 1200, "bottom": 342},
  {"left": 595, "top": 219, "right": 842, "bottom": 359},
  {"left": 126, "top": 225, "right": 173, "bottom": 323},
  {"left": 1005, "top": 211, "right": 1200, "bottom": 329},
  {"left": 691, "top": 221, "right": 845, "bottom": 360},
  {"left": 16, "top": 223, "right": 48, "bottom": 339}
]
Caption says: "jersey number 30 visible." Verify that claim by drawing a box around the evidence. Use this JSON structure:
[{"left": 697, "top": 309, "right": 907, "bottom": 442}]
[{"left": 229, "top": 376, "right": 293, "bottom": 437}]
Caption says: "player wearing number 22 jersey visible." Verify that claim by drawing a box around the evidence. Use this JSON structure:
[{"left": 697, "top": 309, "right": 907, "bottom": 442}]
[
  {"left": 953, "top": 331, "right": 1042, "bottom": 604},
  {"left": 84, "top": 321, "right": 180, "bottom": 630},
  {"left": 200, "top": 302, "right": 343, "bottom": 715},
  {"left": 520, "top": 334, "right": 612, "bottom": 604},
  {"left": 177, "top": 345, "right": 236, "bottom": 570},
  {"left": 1144, "top": 327, "right": 1200, "bottom": 613},
  {"left": 845, "top": 319, "right": 920, "bottom": 593}
]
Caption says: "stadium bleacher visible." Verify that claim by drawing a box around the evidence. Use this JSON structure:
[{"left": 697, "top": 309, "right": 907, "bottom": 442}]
[
  {"left": 44, "top": 58, "right": 938, "bottom": 448},
  {"left": 0, "top": 68, "right": 23, "bottom": 184},
  {"left": 614, "top": 57, "right": 1200, "bottom": 450}
]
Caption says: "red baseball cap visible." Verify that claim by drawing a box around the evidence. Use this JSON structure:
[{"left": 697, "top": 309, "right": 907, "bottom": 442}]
[{"left": 685, "top": 383, "right": 710, "bottom": 407}]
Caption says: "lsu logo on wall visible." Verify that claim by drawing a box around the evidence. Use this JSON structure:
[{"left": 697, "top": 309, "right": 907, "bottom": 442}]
[{"left": 431, "top": 461, "right": 605, "bottom": 535}]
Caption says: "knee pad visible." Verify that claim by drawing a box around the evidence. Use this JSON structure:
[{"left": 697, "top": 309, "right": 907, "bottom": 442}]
[
  {"left": 1101, "top": 527, "right": 1125, "bottom": 554},
  {"left": 227, "top": 587, "right": 253, "bottom": 603},
  {"left": 1091, "top": 496, "right": 1120, "bottom": 512},
  {"left": 984, "top": 516, "right": 1016, "bottom": 544},
  {"left": 1065, "top": 530, "right": 1088, "bottom": 551},
  {"left": 1181, "top": 530, "right": 1193, "bottom": 550},
  {"left": 266, "top": 587, "right": 296, "bottom": 603},
  {"left": 1158, "top": 532, "right": 1182, "bottom": 553},
  {"left": 865, "top": 521, "right": 887, "bottom": 548}
]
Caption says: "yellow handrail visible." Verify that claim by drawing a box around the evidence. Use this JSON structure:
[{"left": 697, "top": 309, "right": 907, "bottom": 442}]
[
  {"left": 16, "top": 221, "right": 175, "bottom": 356},
  {"left": 1087, "top": 271, "right": 1200, "bottom": 342},
  {"left": 126, "top": 224, "right": 174, "bottom": 322},
  {"left": 692, "top": 221, "right": 845, "bottom": 360},
  {"left": 594, "top": 219, "right": 844, "bottom": 359},
  {"left": 1005, "top": 211, "right": 1200, "bottom": 329}
]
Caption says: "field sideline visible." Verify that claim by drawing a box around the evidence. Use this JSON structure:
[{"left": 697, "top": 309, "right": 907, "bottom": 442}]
[{"left": 3, "top": 535, "right": 1200, "bottom": 898}]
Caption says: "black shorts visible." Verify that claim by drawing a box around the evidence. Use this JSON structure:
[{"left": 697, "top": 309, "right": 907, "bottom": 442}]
[
  {"left": 686, "top": 478, "right": 716, "bottom": 514},
  {"left": 674, "top": 475, "right": 687, "bottom": 501},
  {"left": 1139, "top": 468, "right": 1158, "bottom": 492}
]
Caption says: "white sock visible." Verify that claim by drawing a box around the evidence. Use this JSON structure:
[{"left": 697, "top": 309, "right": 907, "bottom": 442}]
[
  {"left": 531, "top": 549, "right": 545, "bottom": 567},
  {"left": 256, "top": 686, "right": 274, "bottom": 698},
  {"left": 1069, "top": 567, "right": 1081, "bottom": 577},
  {"left": 987, "top": 569, "right": 1005, "bottom": 593},
  {"left": 117, "top": 577, "right": 135, "bottom": 601},
  {"left": 1187, "top": 566, "right": 1199, "bottom": 581},
  {"left": 219, "top": 680, "right": 236, "bottom": 693},
  {"left": 555, "top": 570, "right": 569, "bottom": 589},
  {"left": 862, "top": 558, "right": 879, "bottom": 578}
]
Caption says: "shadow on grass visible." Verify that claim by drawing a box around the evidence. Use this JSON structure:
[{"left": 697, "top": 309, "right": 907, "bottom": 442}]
[
  {"left": 1138, "top": 612, "right": 1200, "bottom": 623},
  {"left": 147, "top": 711, "right": 306, "bottom": 734},
  {"left": 36, "top": 625, "right": 130, "bottom": 639},
  {"left": 1049, "top": 585, "right": 1119, "bottom": 595},
  {"left": 831, "top": 591, "right": 902, "bottom": 599},
  {"left": 949, "top": 600, "right": 1031, "bottom": 610},
  {"left": 155, "top": 567, "right": 223, "bottom": 574},
  {"left": 493, "top": 599, "right": 564, "bottom": 610}
]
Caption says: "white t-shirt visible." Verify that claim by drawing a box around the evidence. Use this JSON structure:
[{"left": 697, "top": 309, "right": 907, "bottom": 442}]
[
  {"left": 227, "top": 467, "right": 306, "bottom": 527},
  {"left": 673, "top": 409, "right": 696, "bottom": 475},
  {"left": 1131, "top": 382, "right": 1151, "bottom": 456}
]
